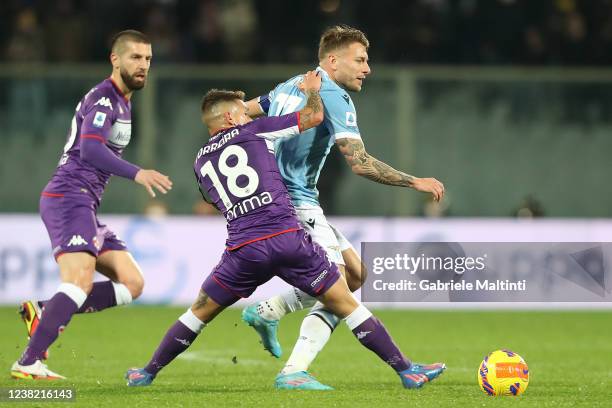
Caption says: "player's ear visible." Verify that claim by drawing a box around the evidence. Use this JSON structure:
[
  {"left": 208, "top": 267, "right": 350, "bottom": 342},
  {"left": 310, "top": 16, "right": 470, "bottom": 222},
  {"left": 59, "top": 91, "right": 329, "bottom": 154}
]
[
  {"left": 110, "top": 52, "right": 119, "bottom": 70},
  {"left": 224, "top": 111, "right": 235, "bottom": 126},
  {"left": 328, "top": 53, "right": 338, "bottom": 69}
]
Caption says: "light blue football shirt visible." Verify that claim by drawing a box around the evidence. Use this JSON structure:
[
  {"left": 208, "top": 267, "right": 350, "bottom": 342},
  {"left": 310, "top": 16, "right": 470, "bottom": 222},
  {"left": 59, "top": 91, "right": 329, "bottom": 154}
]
[{"left": 262, "top": 67, "right": 361, "bottom": 207}]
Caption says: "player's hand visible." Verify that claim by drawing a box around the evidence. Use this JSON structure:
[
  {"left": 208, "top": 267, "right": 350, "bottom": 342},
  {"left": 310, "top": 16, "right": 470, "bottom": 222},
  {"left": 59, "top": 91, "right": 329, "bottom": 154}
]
[
  {"left": 298, "top": 70, "right": 322, "bottom": 93},
  {"left": 412, "top": 177, "right": 445, "bottom": 202},
  {"left": 135, "top": 169, "right": 173, "bottom": 198}
]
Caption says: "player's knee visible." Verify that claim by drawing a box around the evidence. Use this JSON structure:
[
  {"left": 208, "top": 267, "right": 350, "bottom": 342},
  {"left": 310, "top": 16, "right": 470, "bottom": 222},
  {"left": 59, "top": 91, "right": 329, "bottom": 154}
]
[
  {"left": 319, "top": 279, "right": 358, "bottom": 318},
  {"left": 126, "top": 274, "right": 145, "bottom": 299},
  {"left": 346, "top": 262, "right": 368, "bottom": 292},
  {"left": 347, "top": 262, "right": 367, "bottom": 292},
  {"left": 62, "top": 267, "right": 95, "bottom": 294},
  {"left": 114, "top": 264, "right": 145, "bottom": 299},
  {"left": 346, "top": 272, "right": 362, "bottom": 292},
  {"left": 79, "top": 280, "right": 94, "bottom": 295},
  {"left": 341, "top": 249, "right": 367, "bottom": 292}
]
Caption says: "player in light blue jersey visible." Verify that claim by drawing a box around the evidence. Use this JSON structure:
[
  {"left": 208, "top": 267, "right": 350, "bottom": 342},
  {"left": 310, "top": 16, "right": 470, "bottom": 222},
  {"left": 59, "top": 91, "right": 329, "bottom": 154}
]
[{"left": 242, "top": 26, "right": 445, "bottom": 390}]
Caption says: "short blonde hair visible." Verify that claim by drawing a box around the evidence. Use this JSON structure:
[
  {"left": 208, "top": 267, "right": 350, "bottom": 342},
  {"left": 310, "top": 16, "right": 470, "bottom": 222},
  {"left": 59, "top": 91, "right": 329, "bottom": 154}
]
[{"left": 318, "top": 25, "right": 369, "bottom": 61}]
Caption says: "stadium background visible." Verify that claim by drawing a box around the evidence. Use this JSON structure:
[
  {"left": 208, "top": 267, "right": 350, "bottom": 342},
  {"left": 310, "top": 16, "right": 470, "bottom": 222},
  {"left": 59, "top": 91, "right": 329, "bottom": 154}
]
[{"left": 0, "top": 1, "right": 611, "bottom": 406}]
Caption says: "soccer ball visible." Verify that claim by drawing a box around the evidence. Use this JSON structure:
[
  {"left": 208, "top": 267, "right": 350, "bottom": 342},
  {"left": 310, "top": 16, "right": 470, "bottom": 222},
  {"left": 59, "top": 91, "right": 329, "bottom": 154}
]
[{"left": 478, "top": 349, "right": 529, "bottom": 396}]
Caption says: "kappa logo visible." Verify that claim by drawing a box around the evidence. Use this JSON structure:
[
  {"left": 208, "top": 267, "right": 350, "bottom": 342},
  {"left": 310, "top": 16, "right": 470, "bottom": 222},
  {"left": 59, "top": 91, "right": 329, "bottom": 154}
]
[
  {"left": 356, "top": 330, "right": 372, "bottom": 340},
  {"left": 174, "top": 337, "right": 191, "bottom": 346},
  {"left": 94, "top": 97, "right": 113, "bottom": 110},
  {"left": 346, "top": 111, "right": 357, "bottom": 126},
  {"left": 67, "top": 235, "right": 88, "bottom": 247}
]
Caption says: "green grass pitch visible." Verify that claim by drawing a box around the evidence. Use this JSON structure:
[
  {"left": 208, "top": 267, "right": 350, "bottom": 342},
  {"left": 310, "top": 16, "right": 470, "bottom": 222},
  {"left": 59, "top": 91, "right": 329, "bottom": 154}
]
[{"left": 0, "top": 307, "right": 610, "bottom": 407}]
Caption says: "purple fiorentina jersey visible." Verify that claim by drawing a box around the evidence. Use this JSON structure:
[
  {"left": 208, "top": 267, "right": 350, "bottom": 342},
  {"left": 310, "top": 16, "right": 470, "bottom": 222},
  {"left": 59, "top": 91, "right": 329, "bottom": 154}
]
[
  {"left": 44, "top": 78, "right": 134, "bottom": 203},
  {"left": 194, "top": 114, "right": 303, "bottom": 249}
]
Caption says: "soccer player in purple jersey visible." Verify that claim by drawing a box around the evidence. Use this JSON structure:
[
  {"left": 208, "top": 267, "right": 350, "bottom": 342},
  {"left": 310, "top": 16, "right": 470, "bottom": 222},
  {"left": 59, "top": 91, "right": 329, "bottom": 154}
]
[
  {"left": 125, "top": 72, "right": 445, "bottom": 390},
  {"left": 10, "top": 30, "right": 173, "bottom": 380},
  {"left": 242, "top": 26, "right": 445, "bottom": 389}
]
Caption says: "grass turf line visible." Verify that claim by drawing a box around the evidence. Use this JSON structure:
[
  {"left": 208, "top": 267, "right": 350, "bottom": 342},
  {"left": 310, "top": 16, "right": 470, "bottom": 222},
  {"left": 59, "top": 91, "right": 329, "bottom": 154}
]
[{"left": 0, "top": 307, "right": 610, "bottom": 407}]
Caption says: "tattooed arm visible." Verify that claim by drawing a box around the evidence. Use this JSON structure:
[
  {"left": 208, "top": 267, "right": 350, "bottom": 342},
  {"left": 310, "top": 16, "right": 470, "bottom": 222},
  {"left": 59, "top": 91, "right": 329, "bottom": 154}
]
[
  {"left": 297, "top": 70, "right": 324, "bottom": 131},
  {"left": 298, "top": 89, "right": 323, "bottom": 131},
  {"left": 336, "top": 138, "right": 445, "bottom": 201}
]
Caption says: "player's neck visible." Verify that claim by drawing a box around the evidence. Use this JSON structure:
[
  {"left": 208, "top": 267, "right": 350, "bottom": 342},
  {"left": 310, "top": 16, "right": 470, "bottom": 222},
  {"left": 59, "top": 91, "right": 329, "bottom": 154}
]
[
  {"left": 319, "top": 64, "right": 345, "bottom": 89},
  {"left": 209, "top": 125, "right": 231, "bottom": 136},
  {"left": 319, "top": 64, "right": 334, "bottom": 81},
  {"left": 109, "top": 74, "right": 133, "bottom": 100}
]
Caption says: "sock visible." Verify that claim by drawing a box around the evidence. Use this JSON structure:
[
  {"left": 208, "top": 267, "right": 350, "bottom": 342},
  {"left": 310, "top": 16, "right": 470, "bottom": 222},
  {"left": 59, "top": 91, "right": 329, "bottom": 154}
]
[
  {"left": 144, "top": 309, "right": 205, "bottom": 376},
  {"left": 19, "top": 283, "right": 87, "bottom": 365},
  {"left": 41, "top": 282, "right": 132, "bottom": 314},
  {"left": 77, "top": 281, "right": 115, "bottom": 313},
  {"left": 257, "top": 288, "right": 316, "bottom": 321},
  {"left": 345, "top": 304, "right": 411, "bottom": 372},
  {"left": 281, "top": 302, "right": 340, "bottom": 375}
]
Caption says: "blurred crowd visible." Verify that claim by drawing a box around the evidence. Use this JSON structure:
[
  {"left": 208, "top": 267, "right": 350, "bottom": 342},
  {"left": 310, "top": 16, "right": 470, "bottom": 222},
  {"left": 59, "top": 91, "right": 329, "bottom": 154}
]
[{"left": 2, "top": 0, "right": 612, "bottom": 65}]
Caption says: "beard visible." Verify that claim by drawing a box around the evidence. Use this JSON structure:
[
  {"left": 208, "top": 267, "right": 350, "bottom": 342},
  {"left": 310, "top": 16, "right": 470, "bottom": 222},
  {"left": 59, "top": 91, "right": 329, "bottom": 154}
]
[{"left": 120, "top": 68, "right": 146, "bottom": 91}]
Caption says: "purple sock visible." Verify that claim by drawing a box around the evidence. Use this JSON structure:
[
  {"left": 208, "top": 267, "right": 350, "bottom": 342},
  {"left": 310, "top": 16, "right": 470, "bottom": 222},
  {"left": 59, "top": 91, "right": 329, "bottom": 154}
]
[
  {"left": 19, "top": 292, "right": 78, "bottom": 365},
  {"left": 77, "top": 281, "right": 117, "bottom": 313},
  {"left": 40, "top": 281, "right": 118, "bottom": 314},
  {"left": 144, "top": 321, "right": 199, "bottom": 376},
  {"left": 352, "top": 316, "right": 411, "bottom": 372}
]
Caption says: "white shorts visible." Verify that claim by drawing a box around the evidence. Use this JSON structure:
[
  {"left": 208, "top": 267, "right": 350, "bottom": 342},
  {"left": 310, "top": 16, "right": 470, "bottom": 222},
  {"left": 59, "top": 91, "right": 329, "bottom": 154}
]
[{"left": 295, "top": 205, "right": 354, "bottom": 266}]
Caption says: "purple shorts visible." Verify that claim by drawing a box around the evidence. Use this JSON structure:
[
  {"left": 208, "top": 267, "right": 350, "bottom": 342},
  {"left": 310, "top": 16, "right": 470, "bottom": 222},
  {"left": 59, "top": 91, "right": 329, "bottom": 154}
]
[
  {"left": 40, "top": 193, "right": 127, "bottom": 260},
  {"left": 202, "top": 229, "right": 341, "bottom": 306}
]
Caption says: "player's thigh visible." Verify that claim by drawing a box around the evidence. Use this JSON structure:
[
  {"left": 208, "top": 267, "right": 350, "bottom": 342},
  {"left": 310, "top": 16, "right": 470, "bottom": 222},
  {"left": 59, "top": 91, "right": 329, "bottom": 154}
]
[
  {"left": 342, "top": 247, "right": 366, "bottom": 292},
  {"left": 202, "top": 244, "right": 274, "bottom": 308},
  {"left": 316, "top": 277, "right": 359, "bottom": 319},
  {"left": 328, "top": 223, "right": 366, "bottom": 291},
  {"left": 57, "top": 252, "right": 97, "bottom": 293},
  {"left": 296, "top": 206, "right": 344, "bottom": 266},
  {"left": 96, "top": 250, "right": 145, "bottom": 297},
  {"left": 40, "top": 193, "right": 101, "bottom": 260},
  {"left": 272, "top": 230, "right": 342, "bottom": 298},
  {"left": 190, "top": 289, "right": 225, "bottom": 324}
]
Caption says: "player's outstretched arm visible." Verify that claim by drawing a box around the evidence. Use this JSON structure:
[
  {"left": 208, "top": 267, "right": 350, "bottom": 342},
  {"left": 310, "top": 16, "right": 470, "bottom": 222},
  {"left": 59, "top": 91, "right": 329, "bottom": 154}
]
[
  {"left": 80, "top": 136, "right": 172, "bottom": 198},
  {"left": 336, "top": 138, "right": 445, "bottom": 201},
  {"left": 297, "top": 70, "right": 324, "bottom": 131},
  {"left": 135, "top": 169, "right": 173, "bottom": 198}
]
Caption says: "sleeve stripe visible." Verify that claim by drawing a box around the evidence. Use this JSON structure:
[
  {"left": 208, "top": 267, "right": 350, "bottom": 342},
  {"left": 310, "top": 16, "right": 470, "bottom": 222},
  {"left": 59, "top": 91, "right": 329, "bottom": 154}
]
[
  {"left": 333, "top": 132, "right": 361, "bottom": 140},
  {"left": 81, "top": 134, "right": 106, "bottom": 143},
  {"left": 258, "top": 94, "right": 271, "bottom": 114},
  {"left": 256, "top": 125, "right": 300, "bottom": 140}
]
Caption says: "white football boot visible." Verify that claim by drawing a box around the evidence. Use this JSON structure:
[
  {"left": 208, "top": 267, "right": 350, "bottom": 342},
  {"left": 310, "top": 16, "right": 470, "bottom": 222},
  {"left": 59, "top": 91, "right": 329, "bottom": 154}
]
[{"left": 10, "top": 360, "right": 66, "bottom": 380}]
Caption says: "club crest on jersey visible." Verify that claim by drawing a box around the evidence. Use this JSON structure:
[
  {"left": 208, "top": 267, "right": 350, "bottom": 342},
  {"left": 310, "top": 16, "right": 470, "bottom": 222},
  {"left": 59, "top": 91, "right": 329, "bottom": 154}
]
[
  {"left": 93, "top": 111, "right": 107, "bottom": 128},
  {"left": 346, "top": 111, "right": 357, "bottom": 126},
  {"left": 94, "top": 96, "right": 113, "bottom": 110}
]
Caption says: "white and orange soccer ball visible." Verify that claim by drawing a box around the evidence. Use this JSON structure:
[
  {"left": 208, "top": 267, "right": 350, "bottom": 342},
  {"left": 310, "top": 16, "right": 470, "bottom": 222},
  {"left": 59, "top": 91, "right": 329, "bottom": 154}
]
[{"left": 478, "top": 349, "right": 529, "bottom": 396}]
